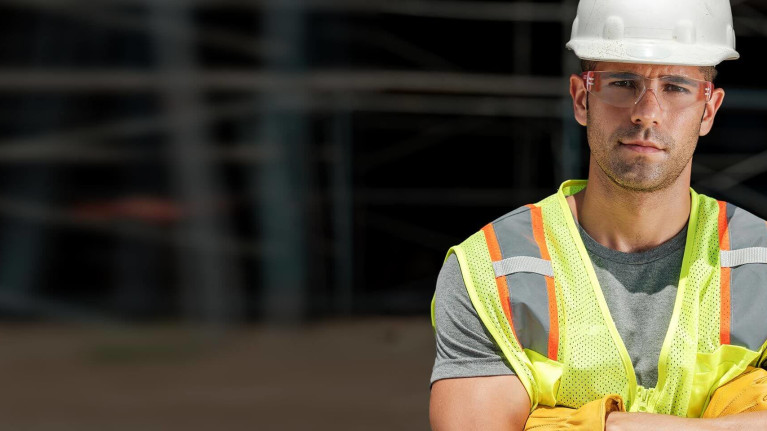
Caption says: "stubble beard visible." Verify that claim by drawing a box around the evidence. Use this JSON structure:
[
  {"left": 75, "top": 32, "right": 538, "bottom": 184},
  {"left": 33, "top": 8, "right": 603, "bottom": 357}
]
[{"left": 586, "top": 114, "right": 700, "bottom": 193}]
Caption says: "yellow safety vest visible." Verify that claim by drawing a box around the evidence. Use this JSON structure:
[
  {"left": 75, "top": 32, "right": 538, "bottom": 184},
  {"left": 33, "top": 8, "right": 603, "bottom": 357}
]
[{"left": 432, "top": 180, "right": 767, "bottom": 417}]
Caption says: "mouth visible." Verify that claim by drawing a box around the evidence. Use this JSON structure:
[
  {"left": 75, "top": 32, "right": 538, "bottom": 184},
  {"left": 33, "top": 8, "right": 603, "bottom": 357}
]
[{"left": 619, "top": 140, "right": 664, "bottom": 153}]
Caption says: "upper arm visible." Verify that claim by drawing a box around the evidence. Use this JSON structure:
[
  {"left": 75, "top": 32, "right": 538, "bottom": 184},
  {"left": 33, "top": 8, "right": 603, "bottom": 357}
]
[
  {"left": 430, "top": 375, "right": 531, "bottom": 431},
  {"left": 430, "top": 254, "right": 530, "bottom": 429},
  {"left": 431, "top": 255, "right": 516, "bottom": 384}
]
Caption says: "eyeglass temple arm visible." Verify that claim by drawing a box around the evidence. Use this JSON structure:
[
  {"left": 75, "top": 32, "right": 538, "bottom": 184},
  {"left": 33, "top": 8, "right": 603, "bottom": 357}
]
[{"left": 581, "top": 71, "right": 595, "bottom": 92}]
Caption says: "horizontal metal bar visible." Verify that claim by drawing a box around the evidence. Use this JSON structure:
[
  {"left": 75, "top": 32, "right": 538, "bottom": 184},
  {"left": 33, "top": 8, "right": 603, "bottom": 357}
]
[
  {"left": 354, "top": 187, "right": 553, "bottom": 206},
  {"left": 2, "top": 0, "right": 278, "bottom": 60},
  {"left": 0, "top": 196, "right": 264, "bottom": 257},
  {"left": 0, "top": 70, "right": 567, "bottom": 96},
  {"left": 0, "top": 96, "right": 563, "bottom": 162},
  {"left": 722, "top": 89, "right": 767, "bottom": 110},
  {"left": 10, "top": 0, "right": 576, "bottom": 23}
]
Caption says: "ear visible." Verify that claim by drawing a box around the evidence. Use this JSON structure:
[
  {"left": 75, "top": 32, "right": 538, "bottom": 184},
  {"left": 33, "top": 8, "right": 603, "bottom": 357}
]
[
  {"left": 699, "top": 87, "right": 725, "bottom": 136},
  {"left": 570, "top": 74, "right": 588, "bottom": 126}
]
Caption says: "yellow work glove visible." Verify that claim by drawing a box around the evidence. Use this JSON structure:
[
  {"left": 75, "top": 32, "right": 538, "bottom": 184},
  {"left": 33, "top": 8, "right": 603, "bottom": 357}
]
[
  {"left": 524, "top": 394, "right": 625, "bottom": 431},
  {"left": 702, "top": 366, "right": 767, "bottom": 418}
]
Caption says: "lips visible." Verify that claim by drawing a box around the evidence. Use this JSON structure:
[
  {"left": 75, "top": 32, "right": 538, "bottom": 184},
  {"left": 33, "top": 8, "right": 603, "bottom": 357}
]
[{"left": 620, "top": 140, "right": 664, "bottom": 153}]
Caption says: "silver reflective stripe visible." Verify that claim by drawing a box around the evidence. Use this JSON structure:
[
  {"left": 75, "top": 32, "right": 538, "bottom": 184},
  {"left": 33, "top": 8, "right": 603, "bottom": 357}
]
[
  {"left": 721, "top": 205, "right": 767, "bottom": 351},
  {"left": 720, "top": 247, "right": 767, "bottom": 268},
  {"left": 729, "top": 263, "right": 767, "bottom": 351},
  {"left": 493, "top": 256, "right": 553, "bottom": 277},
  {"left": 494, "top": 207, "right": 540, "bottom": 259},
  {"left": 509, "top": 272, "right": 550, "bottom": 355},
  {"left": 492, "top": 209, "right": 553, "bottom": 355}
]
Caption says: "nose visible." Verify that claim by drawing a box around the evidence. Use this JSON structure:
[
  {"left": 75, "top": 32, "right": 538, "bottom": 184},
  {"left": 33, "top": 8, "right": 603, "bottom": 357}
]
[{"left": 631, "top": 86, "right": 663, "bottom": 125}]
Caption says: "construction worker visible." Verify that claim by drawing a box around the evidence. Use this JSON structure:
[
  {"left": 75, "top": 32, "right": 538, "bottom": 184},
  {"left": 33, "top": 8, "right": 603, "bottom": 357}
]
[{"left": 429, "top": 0, "right": 767, "bottom": 429}]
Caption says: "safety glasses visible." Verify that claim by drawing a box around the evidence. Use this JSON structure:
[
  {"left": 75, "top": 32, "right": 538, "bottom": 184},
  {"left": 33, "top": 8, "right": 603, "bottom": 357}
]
[{"left": 581, "top": 71, "right": 714, "bottom": 111}]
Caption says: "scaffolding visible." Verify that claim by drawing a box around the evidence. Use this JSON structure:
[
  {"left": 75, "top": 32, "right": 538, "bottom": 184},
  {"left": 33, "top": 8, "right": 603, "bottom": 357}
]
[{"left": 0, "top": 0, "right": 766, "bottom": 323}]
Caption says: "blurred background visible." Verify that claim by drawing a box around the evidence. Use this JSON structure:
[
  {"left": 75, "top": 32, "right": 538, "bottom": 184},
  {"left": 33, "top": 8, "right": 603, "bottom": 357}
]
[{"left": 1, "top": 0, "right": 767, "bottom": 429}]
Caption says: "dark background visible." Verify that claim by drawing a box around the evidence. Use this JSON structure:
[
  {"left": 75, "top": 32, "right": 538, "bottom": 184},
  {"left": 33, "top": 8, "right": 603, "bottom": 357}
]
[{"left": 1, "top": 0, "right": 766, "bottom": 429}]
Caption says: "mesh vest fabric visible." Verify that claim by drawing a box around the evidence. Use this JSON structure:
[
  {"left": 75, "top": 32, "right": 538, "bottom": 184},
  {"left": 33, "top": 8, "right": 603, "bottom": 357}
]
[
  {"left": 653, "top": 191, "right": 721, "bottom": 416},
  {"left": 537, "top": 183, "right": 634, "bottom": 409}
]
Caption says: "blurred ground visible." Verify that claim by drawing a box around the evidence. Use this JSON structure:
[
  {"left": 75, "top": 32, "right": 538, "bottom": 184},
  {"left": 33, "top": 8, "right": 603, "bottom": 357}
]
[{"left": 0, "top": 317, "right": 434, "bottom": 430}]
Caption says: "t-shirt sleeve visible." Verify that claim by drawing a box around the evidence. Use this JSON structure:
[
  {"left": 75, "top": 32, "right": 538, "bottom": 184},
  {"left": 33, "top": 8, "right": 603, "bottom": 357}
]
[{"left": 430, "top": 253, "right": 515, "bottom": 386}]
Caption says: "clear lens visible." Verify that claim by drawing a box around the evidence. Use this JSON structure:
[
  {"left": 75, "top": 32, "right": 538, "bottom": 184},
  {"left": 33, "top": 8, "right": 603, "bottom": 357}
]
[{"left": 583, "top": 71, "right": 712, "bottom": 111}]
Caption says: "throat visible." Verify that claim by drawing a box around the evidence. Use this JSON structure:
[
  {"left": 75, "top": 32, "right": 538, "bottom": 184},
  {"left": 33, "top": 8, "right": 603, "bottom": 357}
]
[{"left": 567, "top": 185, "right": 690, "bottom": 253}]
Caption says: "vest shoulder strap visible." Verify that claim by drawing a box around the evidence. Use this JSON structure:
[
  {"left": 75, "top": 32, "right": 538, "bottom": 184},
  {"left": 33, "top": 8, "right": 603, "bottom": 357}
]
[
  {"left": 443, "top": 203, "right": 565, "bottom": 410},
  {"left": 720, "top": 202, "right": 767, "bottom": 357}
]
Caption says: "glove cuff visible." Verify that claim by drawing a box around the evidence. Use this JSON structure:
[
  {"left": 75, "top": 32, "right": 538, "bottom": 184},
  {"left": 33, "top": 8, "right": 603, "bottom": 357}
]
[{"left": 599, "top": 394, "right": 625, "bottom": 429}]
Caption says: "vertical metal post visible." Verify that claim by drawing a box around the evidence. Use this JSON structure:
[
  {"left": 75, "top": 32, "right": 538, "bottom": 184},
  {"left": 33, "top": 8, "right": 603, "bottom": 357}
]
[
  {"left": 328, "top": 15, "right": 353, "bottom": 316},
  {"left": 513, "top": 22, "right": 532, "bottom": 76},
  {"left": 112, "top": 43, "right": 161, "bottom": 319},
  {"left": 258, "top": 3, "right": 309, "bottom": 323},
  {"left": 513, "top": 127, "right": 533, "bottom": 189},
  {"left": 331, "top": 111, "right": 353, "bottom": 315},
  {"left": 0, "top": 169, "right": 50, "bottom": 306},
  {"left": 150, "top": 4, "right": 242, "bottom": 326},
  {"left": 560, "top": 0, "right": 582, "bottom": 182},
  {"left": 513, "top": 21, "right": 533, "bottom": 193},
  {"left": 0, "top": 14, "right": 63, "bottom": 312},
  {"left": 113, "top": 224, "right": 159, "bottom": 317}
]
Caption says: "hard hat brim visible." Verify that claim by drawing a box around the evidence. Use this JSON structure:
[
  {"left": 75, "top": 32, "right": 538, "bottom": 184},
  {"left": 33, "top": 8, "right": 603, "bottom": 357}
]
[{"left": 567, "top": 39, "right": 740, "bottom": 67}]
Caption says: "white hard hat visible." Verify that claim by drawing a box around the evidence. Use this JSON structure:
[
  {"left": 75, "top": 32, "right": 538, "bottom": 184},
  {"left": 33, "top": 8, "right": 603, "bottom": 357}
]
[{"left": 566, "top": 0, "right": 739, "bottom": 66}]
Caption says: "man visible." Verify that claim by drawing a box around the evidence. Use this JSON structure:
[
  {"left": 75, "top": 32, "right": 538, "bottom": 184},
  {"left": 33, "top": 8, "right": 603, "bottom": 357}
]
[{"left": 429, "top": 0, "right": 767, "bottom": 429}]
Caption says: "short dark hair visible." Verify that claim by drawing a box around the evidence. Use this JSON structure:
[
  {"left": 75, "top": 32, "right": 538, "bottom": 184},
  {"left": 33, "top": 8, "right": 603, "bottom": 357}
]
[
  {"left": 579, "top": 60, "right": 718, "bottom": 82},
  {"left": 580, "top": 60, "right": 599, "bottom": 74}
]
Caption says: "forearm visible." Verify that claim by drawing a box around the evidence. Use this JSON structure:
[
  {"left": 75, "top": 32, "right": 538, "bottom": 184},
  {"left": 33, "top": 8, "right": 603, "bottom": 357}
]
[{"left": 605, "top": 411, "right": 767, "bottom": 431}]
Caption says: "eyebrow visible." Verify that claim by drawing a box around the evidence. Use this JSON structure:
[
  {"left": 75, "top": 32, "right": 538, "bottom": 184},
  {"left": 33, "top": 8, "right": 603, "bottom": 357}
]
[
  {"left": 604, "top": 72, "right": 641, "bottom": 79},
  {"left": 660, "top": 75, "right": 698, "bottom": 85}
]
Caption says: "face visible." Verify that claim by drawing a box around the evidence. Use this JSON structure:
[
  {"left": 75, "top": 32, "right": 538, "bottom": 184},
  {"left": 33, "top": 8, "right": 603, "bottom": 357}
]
[{"left": 569, "top": 62, "right": 725, "bottom": 193}]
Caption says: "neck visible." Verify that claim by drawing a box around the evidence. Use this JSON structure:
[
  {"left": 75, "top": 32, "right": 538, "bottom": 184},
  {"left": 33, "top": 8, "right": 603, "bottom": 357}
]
[{"left": 567, "top": 163, "right": 692, "bottom": 253}]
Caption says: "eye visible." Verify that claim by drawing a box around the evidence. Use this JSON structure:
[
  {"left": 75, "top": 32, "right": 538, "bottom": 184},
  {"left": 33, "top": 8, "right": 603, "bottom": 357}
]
[
  {"left": 610, "top": 80, "right": 638, "bottom": 89},
  {"left": 664, "top": 84, "right": 691, "bottom": 94}
]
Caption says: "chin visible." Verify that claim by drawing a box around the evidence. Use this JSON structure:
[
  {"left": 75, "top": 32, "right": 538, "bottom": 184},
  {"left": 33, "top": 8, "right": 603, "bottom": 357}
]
[
  {"left": 611, "top": 173, "right": 676, "bottom": 193},
  {"left": 606, "top": 167, "right": 672, "bottom": 193}
]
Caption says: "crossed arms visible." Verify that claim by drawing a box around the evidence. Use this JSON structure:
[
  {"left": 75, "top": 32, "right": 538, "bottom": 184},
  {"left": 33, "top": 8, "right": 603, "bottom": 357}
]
[{"left": 429, "top": 375, "right": 767, "bottom": 431}]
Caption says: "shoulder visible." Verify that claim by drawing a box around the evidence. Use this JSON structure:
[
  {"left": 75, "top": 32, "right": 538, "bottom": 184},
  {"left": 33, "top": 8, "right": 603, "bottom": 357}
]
[
  {"left": 432, "top": 254, "right": 516, "bottom": 383},
  {"left": 436, "top": 254, "right": 466, "bottom": 301}
]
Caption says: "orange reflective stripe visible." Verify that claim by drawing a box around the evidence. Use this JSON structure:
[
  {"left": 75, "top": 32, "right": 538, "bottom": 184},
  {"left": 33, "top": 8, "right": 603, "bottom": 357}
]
[
  {"left": 718, "top": 200, "right": 731, "bottom": 345},
  {"left": 482, "top": 223, "right": 519, "bottom": 344},
  {"left": 527, "top": 204, "right": 559, "bottom": 361},
  {"left": 527, "top": 204, "right": 551, "bottom": 261}
]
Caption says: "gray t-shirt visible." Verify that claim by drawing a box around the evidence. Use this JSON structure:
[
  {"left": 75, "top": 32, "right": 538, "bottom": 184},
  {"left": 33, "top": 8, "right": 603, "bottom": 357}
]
[{"left": 431, "top": 223, "right": 687, "bottom": 388}]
